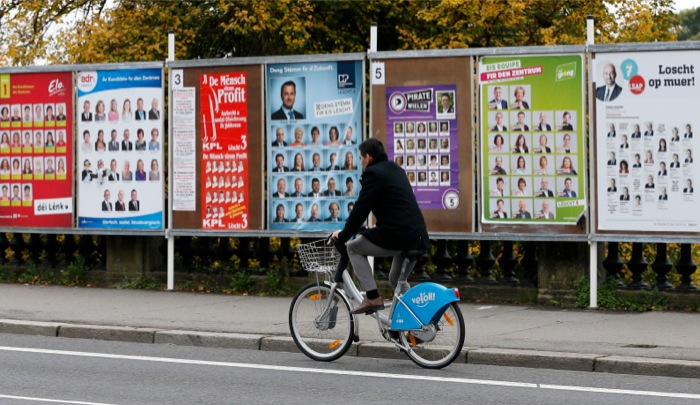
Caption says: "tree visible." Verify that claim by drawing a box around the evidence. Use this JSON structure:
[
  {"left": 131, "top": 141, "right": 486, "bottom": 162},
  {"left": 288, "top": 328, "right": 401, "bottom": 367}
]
[
  {"left": 678, "top": 7, "right": 700, "bottom": 40},
  {"left": 0, "top": 0, "right": 682, "bottom": 67}
]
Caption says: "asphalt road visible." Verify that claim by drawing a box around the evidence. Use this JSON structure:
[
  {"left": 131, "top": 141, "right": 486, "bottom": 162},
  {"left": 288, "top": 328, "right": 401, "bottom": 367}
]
[{"left": 0, "top": 334, "right": 698, "bottom": 405}]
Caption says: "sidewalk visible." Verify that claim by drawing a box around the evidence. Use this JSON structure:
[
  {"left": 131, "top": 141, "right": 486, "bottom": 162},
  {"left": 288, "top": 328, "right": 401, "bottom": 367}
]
[{"left": 0, "top": 284, "right": 698, "bottom": 378}]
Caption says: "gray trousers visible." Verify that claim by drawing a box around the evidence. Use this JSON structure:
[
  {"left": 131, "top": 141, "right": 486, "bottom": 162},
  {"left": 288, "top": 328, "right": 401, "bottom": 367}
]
[{"left": 346, "top": 235, "right": 406, "bottom": 292}]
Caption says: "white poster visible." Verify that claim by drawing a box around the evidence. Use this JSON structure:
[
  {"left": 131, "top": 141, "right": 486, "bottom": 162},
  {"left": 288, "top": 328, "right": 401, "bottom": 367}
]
[
  {"left": 76, "top": 68, "right": 164, "bottom": 229},
  {"left": 595, "top": 51, "right": 700, "bottom": 232},
  {"left": 172, "top": 87, "right": 197, "bottom": 211}
]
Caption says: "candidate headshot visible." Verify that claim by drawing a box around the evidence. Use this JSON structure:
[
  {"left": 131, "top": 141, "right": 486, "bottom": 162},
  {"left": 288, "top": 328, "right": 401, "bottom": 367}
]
[
  {"left": 596, "top": 63, "right": 622, "bottom": 102},
  {"left": 271, "top": 80, "right": 305, "bottom": 121}
]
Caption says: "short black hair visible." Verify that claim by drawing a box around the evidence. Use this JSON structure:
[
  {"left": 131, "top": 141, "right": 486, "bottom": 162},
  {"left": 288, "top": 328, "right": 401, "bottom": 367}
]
[
  {"left": 359, "top": 138, "right": 385, "bottom": 159},
  {"left": 281, "top": 81, "right": 296, "bottom": 97}
]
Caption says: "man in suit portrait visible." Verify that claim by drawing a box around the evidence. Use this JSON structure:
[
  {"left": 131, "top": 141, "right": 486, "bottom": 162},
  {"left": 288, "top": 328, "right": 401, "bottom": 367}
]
[
  {"left": 323, "top": 177, "right": 341, "bottom": 196},
  {"left": 135, "top": 98, "right": 147, "bottom": 120},
  {"left": 273, "top": 153, "right": 289, "bottom": 172},
  {"left": 537, "top": 200, "right": 555, "bottom": 219},
  {"left": 291, "top": 178, "right": 305, "bottom": 197},
  {"left": 607, "top": 152, "right": 617, "bottom": 166},
  {"left": 291, "top": 203, "right": 305, "bottom": 223},
  {"left": 644, "top": 122, "right": 654, "bottom": 137},
  {"left": 685, "top": 149, "right": 693, "bottom": 163},
  {"left": 56, "top": 104, "right": 67, "bottom": 121},
  {"left": 343, "top": 126, "right": 355, "bottom": 145},
  {"left": 148, "top": 98, "right": 160, "bottom": 120},
  {"left": 307, "top": 178, "right": 322, "bottom": 197},
  {"left": 489, "top": 86, "right": 508, "bottom": 110},
  {"left": 596, "top": 63, "right": 622, "bottom": 102},
  {"left": 121, "top": 129, "right": 133, "bottom": 151},
  {"left": 272, "top": 127, "right": 288, "bottom": 147},
  {"left": 630, "top": 124, "right": 642, "bottom": 138},
  {"left": 307, "top": 203, "right": 322, "bottom": 222},
  {"left": 536, "top": 177, "right": 554, "bottom": 197},
  {"left": 670, "top": 153, "right": 680, "bottom": 168},
  {"left": 271, "top": 81, "right": 304, "bottom": 120},
  {"left": 658, "top": 161, "right": 667, "bottom": 176},
  {"left": 326, "top": 153, "right": 340, "bottom": 171},
  {"left": 108, "top": 130, "right": 120, "bottom": 151},
  {"left": 325, "top": 202, "right": 342, "bottom": 222},
  {"left": 535, "top": 112, "right": 551, "bottom": 131},
  {"left": 272, "top": 178, "right": 289, "bottom": 197},
  {"left": 512, "top": 111, "right": 529, "bottom": 131},
  {"left": 492, "top": 112, "right": 507, "bottom": 131},
  {"left": 81, "top": 100, "right": 93, "bottom": 122},
  {"left": 439, "top": 93, "right": 454, "bottom": 114},
  {"left": 101, "top": 189, "right": 113, "bottom": 211},
  {"left": 632, "top": 153, "right": 642, "bottom": 168},
  {"left": 491, "top": 199, "right": 508, "bottom": 219},
  {"left": 128, "top": 189, "right": 140, "bottom": 211},
  {"left": 607, "top": 178, "right": 617, "bottom": 192},
  {"left": 684, "top": 179, "right": 693, "bottom": 194},
  {"left": 115, "top": 190, "right": 126, "bottom": 211},
  {"left": 659, "top": 186, "right": 668, "bottom": 200},
  {"left": 309, "top": 153, "right": 324, "bottom": 172},
  {"left": 559, "top": 177, "right": 577, "bottom": 197},
  {"left": 513, "top": 199, "right": 531, "bottom": 219}
]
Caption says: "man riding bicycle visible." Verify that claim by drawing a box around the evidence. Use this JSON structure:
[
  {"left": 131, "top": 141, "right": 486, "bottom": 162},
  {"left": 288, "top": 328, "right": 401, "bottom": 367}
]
[{"left": 331, "top": 138, "right": 429, "bottom": 314}]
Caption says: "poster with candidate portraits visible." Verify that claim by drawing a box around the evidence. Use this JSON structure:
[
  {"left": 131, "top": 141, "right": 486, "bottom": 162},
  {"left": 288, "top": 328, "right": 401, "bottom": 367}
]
[
  {"left": 479, "top": 54, "right": 586, "bottom": 225},
  {"left": 266, "top": 60, "right": 364, "bottom": 230},
  {"left": 76, "top": 67, "right": 164, "bottom": 229},
  {"left": 385, "top": 85, "right": 459, "bottom": 209},
  {"left": 200, "top": 71, "right": 250, "bottom": 230},
  {"left": 0, "top": 71, "right": 73, "bottom": 227},
  {"left": 594, "top": 51, "right": 700, "bottom": 233}
]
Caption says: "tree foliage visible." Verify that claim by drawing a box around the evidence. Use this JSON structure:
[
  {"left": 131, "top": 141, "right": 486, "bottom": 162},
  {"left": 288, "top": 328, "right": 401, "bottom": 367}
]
[
  {"left": 678, "top": 7, "right": 700, "bottom": 41},
  {"left": 0, "top": 0, "right": 683, "bottom": 67}
]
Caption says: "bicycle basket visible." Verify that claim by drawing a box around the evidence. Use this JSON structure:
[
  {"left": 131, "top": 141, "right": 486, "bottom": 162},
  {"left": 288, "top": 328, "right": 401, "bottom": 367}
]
[{"left": 297, "top": 239, "right": 340, "bottom": 274}]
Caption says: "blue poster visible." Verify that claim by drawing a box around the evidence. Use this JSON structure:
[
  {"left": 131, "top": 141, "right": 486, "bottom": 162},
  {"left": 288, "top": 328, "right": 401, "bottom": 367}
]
[{"left": 266, "top": 60, "right": 364, "bottom": 230}]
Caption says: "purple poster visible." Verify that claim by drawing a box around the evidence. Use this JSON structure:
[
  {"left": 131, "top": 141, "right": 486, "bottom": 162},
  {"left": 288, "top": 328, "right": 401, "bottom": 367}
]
[{"left": 385, "top": 85, "right": 458, "bottom": 209}]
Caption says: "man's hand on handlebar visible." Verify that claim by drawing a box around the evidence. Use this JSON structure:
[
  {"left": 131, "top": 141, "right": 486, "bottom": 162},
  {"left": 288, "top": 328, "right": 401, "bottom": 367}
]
[{"left": 330, "top": 230, "right": 340, "bottom": 241}]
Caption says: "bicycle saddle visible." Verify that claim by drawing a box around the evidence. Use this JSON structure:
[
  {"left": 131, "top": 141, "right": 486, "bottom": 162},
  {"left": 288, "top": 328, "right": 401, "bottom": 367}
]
[{"left": 404, "top": 249, "right": 425, "bottom": 259}]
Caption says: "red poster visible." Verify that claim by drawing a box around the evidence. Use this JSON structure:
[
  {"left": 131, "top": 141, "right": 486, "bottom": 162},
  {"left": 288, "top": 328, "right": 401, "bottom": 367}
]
[
  {"left": 200, "top": 72, "right": 249, "bottom": 230},
  {"left": 0, "top": 72, "right": 73, "bottom": 227}
]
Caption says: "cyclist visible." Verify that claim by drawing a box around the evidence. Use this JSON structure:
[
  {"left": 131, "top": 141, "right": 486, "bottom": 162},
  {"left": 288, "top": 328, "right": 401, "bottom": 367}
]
[{"left": 331, "top": 138, "right": 429, "bottom": 314}]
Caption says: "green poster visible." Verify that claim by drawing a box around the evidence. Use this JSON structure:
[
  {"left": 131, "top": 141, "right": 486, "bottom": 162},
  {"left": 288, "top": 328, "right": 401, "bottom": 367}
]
[{"left": 479, "top": 54, "right": 586, "bottom": 224}]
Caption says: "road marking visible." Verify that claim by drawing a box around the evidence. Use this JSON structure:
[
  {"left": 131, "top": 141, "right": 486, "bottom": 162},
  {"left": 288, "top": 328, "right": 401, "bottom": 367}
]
[
  {"left": 0, "top": 394, "right": 115, "bottom": 404},
  {"left": 476, "top": 306, "right": 494, "bottom": 310},
  {"left": 0, "top": 346, "right": 698, "bottom": 400}
]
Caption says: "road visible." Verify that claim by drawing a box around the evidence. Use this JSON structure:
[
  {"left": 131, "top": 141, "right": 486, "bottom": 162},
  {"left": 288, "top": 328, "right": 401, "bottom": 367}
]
[{"left": 0, "top": 334, "right": 698, "bottom": 405}]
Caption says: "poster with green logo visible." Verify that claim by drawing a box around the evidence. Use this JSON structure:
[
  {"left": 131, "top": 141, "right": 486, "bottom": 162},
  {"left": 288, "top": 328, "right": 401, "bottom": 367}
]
[{"left": 479, "top": 54, "right": 586, "bottom": 224}]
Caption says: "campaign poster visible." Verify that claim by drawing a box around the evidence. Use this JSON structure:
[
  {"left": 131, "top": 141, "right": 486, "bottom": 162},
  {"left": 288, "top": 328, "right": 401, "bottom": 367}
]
[
  {"left": 0, "top": 72, "right": 73, "bottom": 227},
  {"left": 200, "top": 72, "right": 249, "bottom": 230},
  {"left": 594, "top": 51, "right": 700, "bottom": 232},
  {"left": 385, "top": 85, "right": 458, "bottom": 209},
  {"left": 266, "top": 60, "right": 363, "bottom": 230},
  {"left": 76, "top": 68, "right": 164, "bottom": 229},
  {"left": 479, "top": 55, "right": 586, "bottom": 224}
]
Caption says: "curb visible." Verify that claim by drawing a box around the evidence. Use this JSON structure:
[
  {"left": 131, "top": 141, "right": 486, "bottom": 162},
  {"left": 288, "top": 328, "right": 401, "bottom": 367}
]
[{"left": 1, "top": 319, "right": 698, "bottom": 379}]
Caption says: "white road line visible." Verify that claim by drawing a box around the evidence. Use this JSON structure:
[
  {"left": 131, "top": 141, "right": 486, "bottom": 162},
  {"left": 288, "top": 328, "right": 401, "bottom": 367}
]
[
  {"left": 1, "top": 346, "right": 699, "bottom": 400},
  {"left": 0, "top": 394, "right": 115, "bottom": 404}
]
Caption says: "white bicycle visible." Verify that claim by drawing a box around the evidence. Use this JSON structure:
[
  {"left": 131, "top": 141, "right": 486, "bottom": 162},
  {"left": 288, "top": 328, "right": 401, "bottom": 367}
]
[{"left": 288, "top": 239, "right": 465, "bottom": 369}]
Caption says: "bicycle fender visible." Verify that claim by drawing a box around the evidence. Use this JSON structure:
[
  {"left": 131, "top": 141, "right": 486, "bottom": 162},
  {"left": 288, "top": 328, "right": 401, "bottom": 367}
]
[{"left": 391, "top": 283, "right": 459, "bottom": 331}]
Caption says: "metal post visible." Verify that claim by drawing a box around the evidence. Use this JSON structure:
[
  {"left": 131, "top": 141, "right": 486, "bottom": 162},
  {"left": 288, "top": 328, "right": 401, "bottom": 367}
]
[
  {"left": 166, "top": 30, "right": 176, "bottom": 291},
  {"left": 367, "top": 22, "right": 377, "bottom": 276},
  {"left": 586, "top": 15, "right": 597, "bottom": 308}
]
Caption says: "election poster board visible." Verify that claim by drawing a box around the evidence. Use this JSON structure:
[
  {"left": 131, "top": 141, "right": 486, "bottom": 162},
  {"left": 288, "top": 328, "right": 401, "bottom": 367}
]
[
  {"left": 200, "top": 72, "right": 250, "bottom": 230},
  {"left": 170, "top": 64, "right": 263, "bottom": 231},
  {"left": 479, "top": 54, "right": 586, "bottom": 232},
  {"left": 76, "top": 67, "right": 164, "bottom": 229},
  {"left": 266, "top": 59, "right": 364, "bottom": 230},
  {"left": 370, "top": 56, "right": 473, "bottom": 233},
  {"left": 0, "top": 71, "right": 73, "bottom": 227},
  {"left": 594, "top": 50, "right": 700, "bottom": 233},
  {"left": 385, "top": 85, "right": 459, "bottom": 209}
]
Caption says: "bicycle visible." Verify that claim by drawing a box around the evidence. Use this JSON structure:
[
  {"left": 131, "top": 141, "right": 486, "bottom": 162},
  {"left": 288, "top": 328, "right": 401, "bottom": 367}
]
[{"left": 289, "top": 239, "right": 465, "bottom": 369}]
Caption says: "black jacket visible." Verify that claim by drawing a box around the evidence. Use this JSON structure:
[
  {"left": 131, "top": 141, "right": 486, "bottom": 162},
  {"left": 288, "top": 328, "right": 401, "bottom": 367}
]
[{"left": 338, "top": 153, "right": 429, "bottom": 251}]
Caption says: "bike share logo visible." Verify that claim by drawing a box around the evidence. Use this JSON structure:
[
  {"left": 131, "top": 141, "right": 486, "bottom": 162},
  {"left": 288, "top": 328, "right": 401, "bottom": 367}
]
[
  {"left": 411, "top": 291, "right": 436, "bottom": 308},
  {"left": 77, "top": 71, "right": 98, "bottom": 93}
]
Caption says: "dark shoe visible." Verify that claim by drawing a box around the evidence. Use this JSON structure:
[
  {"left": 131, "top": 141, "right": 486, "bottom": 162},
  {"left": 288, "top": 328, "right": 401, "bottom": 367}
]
[{"left": 350, "top": 296, "right": 385, "bottom": 314}]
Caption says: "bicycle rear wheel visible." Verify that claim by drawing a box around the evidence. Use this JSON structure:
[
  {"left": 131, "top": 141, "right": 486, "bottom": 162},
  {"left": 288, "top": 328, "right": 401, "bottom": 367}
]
[
  {"left": 400, "top": 302, "right": 465, "bottom": 369},
  {"left": 289, "top": 282, "right": 355, "bottom": 362}
]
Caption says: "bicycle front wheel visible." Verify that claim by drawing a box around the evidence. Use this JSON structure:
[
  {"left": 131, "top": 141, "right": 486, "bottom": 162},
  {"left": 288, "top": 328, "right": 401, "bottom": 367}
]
[
  {"left": 289, "top": 282, "right": 355, "bottom": 362},
  {"left": 400, "top": 302, "right": 465, "bottom": 369}
]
